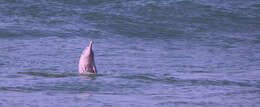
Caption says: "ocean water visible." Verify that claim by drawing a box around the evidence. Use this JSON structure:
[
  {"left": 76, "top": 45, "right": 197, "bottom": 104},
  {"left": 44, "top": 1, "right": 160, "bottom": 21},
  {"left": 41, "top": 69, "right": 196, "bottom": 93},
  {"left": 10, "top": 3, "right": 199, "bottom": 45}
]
[{"left": 0, "top": 0, "right": 260, "bottom": 106}]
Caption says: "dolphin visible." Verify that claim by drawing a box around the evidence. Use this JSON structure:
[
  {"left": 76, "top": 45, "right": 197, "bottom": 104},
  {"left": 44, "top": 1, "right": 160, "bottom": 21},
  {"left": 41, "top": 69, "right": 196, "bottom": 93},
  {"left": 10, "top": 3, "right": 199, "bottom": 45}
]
[{"left": 78, "top": 41, "right": 97, "bottom": 74}]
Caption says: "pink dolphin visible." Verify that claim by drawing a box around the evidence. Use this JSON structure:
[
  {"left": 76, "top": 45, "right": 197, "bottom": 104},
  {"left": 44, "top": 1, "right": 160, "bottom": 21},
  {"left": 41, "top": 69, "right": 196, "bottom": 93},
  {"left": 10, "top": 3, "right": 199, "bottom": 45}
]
[{"left": 78, "top": 41, "right": 97, "bottom": 74}]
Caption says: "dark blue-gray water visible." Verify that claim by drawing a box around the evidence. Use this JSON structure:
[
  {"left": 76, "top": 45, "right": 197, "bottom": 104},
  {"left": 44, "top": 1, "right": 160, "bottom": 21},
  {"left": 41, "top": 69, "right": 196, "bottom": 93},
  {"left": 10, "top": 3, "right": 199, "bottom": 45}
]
[{"left": 0, "top": 0, "right": 260, "bottom": 106}]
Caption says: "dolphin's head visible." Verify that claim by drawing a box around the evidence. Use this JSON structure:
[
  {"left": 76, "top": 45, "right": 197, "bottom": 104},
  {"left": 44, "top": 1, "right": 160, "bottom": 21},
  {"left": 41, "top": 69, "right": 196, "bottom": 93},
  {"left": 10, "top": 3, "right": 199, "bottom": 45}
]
[{"left": 78, "top": 40, "right": 97, "bottom": 74}]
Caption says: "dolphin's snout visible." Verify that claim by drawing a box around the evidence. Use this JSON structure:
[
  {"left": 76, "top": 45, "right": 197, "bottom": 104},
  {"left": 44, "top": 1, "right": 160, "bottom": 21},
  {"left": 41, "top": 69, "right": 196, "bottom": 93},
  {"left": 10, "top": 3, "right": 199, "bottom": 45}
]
[{"left": 89, "top": 41, "right": 93, "bottom": 49}]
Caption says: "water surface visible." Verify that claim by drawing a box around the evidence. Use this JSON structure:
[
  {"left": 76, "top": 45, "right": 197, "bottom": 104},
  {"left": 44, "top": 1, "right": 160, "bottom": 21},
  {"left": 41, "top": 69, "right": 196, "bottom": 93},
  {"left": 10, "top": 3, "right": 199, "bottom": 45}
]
[{"left": 0, "top": 0, "right": 260, "bottom": 106}]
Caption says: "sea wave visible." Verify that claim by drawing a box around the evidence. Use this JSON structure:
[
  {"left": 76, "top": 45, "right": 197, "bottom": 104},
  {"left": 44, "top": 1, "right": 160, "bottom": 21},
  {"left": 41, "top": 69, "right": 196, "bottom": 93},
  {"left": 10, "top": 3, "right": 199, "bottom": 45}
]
[{"left": 0, "top": 0, "right": 259, "bottom": 38}]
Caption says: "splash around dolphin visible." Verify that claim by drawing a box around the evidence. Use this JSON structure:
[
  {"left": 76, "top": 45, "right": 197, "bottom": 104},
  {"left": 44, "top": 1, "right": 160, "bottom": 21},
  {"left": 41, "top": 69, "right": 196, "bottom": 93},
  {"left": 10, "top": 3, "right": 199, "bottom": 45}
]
[{"left": 78, "top": 41, "right": 97, "bottom": 74}]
